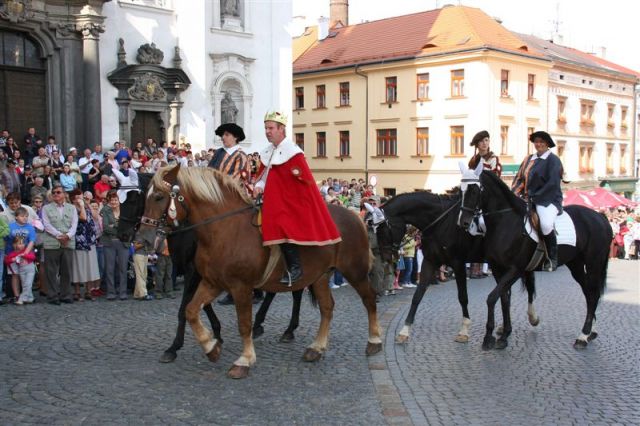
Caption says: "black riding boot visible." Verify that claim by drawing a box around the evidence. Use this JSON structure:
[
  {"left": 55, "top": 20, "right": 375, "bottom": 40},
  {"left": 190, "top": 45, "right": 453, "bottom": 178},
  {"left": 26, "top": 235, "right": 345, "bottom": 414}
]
[
  {"left": 543, "top": 233, "right": 558, "bottom": 272},
  {"left": 280, "top": 243, "right": 303, "bottom": 285}
]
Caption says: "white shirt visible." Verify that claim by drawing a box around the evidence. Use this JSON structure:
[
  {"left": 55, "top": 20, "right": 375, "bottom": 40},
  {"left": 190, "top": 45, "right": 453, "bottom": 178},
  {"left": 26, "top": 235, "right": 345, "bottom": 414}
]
[{"left": 112, "top": 168, "right": 139, "bottom": 203}]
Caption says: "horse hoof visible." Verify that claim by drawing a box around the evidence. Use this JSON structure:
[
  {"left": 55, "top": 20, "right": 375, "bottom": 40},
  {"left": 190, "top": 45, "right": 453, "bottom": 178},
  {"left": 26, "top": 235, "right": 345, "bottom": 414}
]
[
  {"left": 253, "top": 325, "right": 264, "bottom": 339},
  {"left": 482, "top": 336, "right": 495, "bottom": 351},
  {"left": 302, "top": 348, "right": 323, "bottom": 362},
  {"left": 573, "top": 339, "right": 588, "bottom": 349},
  {"left": 395, "top": 334, "right": 409, "bottom": 344},
  {"left": 227, "top": 365, "right": 250, "bottom": 379},
  {"left": 495, "top": 339, "right": 508, "bottom": 350},
  {"left": 454, "top": 334, "right": 469, "bottom": 343},
  {"left": 206, "top": 344, "right": 222, "bottom": 363},
  {"left": 529, "top": 317, "right": 540, "bottom": 327},
  {"left": 159, "top": 351, "right": 177, "bottom": 363},
  {"left": 279, "top": 332, "right": 295, "bottom": 343},
  {"left": 496, "top": 326, "right": 504, "bottom": 336},
  {"left": 587, "top": 331, "right": 598, "bottom": 341},
  {"left": 366, "top": 342, "right": 382, "bottom": 356}
]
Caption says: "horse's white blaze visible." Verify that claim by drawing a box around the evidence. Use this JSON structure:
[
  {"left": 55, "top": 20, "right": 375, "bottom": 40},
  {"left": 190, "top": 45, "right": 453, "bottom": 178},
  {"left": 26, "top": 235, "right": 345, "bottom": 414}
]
[
  {"left": 147, "top": 183, "right": 155, "bottom": 198},
  {"left": 368, "top": 336, "right": 382, "bottom": 344},
  {"left": 458, "top": 317, "right": 472, "bottom": 337},
  {"left": 527, "top": 303, "right": 538, "bottom": 322},
  {"left": 203, "top": 338, "right": 218, "bottom": 354},
  {"left": 398, "top": 325, "right": 411, "bottom": 337},
  {"left": 577, "top": 333, "right": 589, "bottom": 342}
]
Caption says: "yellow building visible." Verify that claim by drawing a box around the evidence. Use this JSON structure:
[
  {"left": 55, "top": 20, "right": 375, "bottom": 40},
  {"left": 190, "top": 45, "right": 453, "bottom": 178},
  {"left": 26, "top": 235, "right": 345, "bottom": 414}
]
[
  {"left": 293, "top": 5, "right": 551, "bottom": 194},
  {"left": 519, "top": 34, "right": 639, "bottom": 196}
]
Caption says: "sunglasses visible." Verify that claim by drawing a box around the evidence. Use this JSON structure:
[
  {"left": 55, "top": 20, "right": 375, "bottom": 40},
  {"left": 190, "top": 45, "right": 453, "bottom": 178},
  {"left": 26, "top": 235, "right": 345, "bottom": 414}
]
[{"left": 52, "top": 190, "right": 64, "bottom": 194}]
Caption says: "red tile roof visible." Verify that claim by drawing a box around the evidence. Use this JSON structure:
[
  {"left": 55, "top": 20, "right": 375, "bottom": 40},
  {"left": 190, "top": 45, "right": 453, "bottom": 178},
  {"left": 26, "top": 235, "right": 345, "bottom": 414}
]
[
  {"left": 517, "top": 33, "right": 640, "bottom": 80},
  {"left": 294, "top": 6, "right": 544, "bottom": 74}
]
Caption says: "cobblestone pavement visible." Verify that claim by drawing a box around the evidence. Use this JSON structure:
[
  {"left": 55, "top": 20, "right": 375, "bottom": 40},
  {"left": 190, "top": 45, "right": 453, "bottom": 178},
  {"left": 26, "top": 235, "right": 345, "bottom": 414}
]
[{"left": 0, "top": 260, "right": 638, "bottom": 425}]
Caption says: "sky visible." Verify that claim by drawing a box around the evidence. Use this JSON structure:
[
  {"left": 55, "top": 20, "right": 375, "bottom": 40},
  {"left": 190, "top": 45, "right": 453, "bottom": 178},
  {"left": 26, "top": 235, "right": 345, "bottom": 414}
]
[{"left": 292, "top": 0, "right": 640, "bottom": 74}]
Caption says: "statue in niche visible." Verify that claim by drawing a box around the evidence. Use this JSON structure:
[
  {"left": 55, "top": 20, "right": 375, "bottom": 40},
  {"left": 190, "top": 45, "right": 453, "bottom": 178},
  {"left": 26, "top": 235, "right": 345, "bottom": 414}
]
[
  {"left": 221, "top": 0, "right": 239, "bottom": 17},
  {"left": 220, "top": 92, "right": 238, "bottom": 124}
]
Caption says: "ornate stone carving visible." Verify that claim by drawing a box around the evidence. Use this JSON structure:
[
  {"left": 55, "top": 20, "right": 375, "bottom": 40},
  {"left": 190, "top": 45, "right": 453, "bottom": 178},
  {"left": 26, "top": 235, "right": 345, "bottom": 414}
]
[
  {"left": 117, "top": 38, "right": 127, "bottom": 68},
  {"left": 136, "top": 43, "right": 164, "bottom": 65},
  {"left": 221, "top": 0, "right": 239, "bottom": 17},
  {"left": 0, "top": 0, "right": 32, "bottom": 23},
  {"left": 55, "top": 22, "right": 78, "bottom": 38},
  {"left": 128, "top": 73, "right": 166, "bottom": 101},
  {"left": 79, "top": 22, "right": 105, "bottom": 40},
  {"left": 220, "top": 91, "right": 238, "bottom": 124}
]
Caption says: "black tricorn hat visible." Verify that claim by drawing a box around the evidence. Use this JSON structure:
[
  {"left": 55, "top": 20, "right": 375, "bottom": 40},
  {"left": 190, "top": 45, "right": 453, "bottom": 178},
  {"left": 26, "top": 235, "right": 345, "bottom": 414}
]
[
  {"left": 529, "top": 130, "right": 555, "bottom": 148},
  {"left": 215, "top": 123, "right": 245, "bottom": 142},
  {"left": 469, "top": 130, "right": 490, "bottom": 147}
]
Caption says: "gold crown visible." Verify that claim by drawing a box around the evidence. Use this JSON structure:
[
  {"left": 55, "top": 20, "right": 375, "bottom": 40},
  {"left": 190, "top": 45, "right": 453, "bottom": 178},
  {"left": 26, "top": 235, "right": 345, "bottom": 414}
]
[{"left": 264, "top": 110, "right": 288, "bottom": 125}]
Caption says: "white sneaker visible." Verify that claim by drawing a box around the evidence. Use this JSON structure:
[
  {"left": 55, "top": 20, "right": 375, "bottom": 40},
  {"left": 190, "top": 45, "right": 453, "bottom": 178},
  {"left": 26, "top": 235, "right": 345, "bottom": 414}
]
[
  {"left": 329, "top": 283, "right": 340, "bottom": 289},
  {"left": 403, "top": 283, "right": 417, "bottom": 288}
]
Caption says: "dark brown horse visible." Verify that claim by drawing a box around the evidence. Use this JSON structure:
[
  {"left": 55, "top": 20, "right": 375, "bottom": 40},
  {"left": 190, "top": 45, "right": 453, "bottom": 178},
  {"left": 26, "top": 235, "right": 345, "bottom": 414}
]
[{"left": 135, "top": 165, "right": 382, "bottom": 378}]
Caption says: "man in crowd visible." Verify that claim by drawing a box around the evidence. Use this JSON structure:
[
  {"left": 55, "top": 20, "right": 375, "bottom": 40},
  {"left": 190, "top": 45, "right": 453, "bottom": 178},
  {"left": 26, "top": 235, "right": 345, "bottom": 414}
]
[
  {"left": 253, "top": 111, "right": 341, "bottom": 285},
  {"left": 41, "top": 183, "right": 78, "bottom": 305},
  {"left": 1, "top": 159, "right": 21, "bottom": 194},
  {"left": 78, "top": 148, "right": 94, "bottom": 192}
]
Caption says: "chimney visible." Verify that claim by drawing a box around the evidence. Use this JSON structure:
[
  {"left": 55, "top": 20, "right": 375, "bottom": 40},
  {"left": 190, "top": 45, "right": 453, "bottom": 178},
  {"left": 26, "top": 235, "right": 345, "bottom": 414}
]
[
  {"left": 599, "top": 46, "right": 607, "bottom": 59},
  {"left": 330, "top": 0, "right": 348, "bottom": 28},
  {"left": 318, "top": 16, "right": 329, "bottom": 40}
]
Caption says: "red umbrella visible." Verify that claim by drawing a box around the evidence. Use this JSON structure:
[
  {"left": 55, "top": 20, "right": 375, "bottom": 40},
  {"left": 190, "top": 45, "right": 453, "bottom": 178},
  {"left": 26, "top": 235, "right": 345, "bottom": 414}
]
[
  {"left": 589, "top": 187, "right": 637, "bottom": 209},
  {"left": 563, "top": 189, "right": 598, "bottom": 208}
]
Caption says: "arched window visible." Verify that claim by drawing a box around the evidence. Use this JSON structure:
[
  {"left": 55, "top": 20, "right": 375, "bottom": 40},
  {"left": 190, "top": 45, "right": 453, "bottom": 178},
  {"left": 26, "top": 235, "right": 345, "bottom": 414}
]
[{"left": 0, "top": 31, "right": 44, "bottom": 69}]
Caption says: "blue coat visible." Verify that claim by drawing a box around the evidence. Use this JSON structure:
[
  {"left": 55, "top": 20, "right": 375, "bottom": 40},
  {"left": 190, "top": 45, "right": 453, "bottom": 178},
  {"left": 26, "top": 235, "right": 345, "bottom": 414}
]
[{"left": 526, "top": 152, "right": 563, "bottom": 213}]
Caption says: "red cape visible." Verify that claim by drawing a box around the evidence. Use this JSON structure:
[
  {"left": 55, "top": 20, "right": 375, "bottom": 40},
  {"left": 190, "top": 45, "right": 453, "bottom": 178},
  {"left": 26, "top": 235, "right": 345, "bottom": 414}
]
[{"left": 261, "top": 153, "right": 341, "bottom": 246}]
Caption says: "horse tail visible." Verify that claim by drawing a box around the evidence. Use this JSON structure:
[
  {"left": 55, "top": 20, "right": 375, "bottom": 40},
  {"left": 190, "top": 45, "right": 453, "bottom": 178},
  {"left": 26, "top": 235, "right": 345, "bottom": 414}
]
[{"left": 307, "top": 285, "right": 318, "bottom": 309}]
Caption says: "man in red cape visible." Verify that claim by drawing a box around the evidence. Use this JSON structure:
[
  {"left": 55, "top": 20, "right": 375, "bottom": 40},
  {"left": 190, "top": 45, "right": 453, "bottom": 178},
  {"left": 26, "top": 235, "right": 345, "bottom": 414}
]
[{"left": 253, "top": 111, "right": 341, "bottom": 285}]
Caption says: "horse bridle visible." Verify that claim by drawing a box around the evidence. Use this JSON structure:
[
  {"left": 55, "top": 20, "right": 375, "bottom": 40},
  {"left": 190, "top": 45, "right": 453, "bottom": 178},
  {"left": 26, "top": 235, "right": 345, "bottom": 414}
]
[
  {"left": 139, "top": 180, "right": 255, "bottom": 237},
  {"left": 459, "top": 176, "right": 513, "bottom": 227}
]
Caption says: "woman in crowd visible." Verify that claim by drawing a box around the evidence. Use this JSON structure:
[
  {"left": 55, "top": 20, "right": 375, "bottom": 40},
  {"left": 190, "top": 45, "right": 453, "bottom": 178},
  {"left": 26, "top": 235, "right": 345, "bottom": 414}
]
[
  {"left": 89, "top": 199, "right": 105, "bottom": 292},
  {"left": 100, "top": 191, "right": 130, "bottom": 301},
  {"left": 87, "top": 159, "right": 101, "bottom": 186},
  {"left": 48, "top": 150, "right": 64, "bottom": 179},
  {"left": 69, "top": 189, "right": 101, "bottom": 301},
  {"left": 59, "top": 163, "right": 77, "bottom": 193}
]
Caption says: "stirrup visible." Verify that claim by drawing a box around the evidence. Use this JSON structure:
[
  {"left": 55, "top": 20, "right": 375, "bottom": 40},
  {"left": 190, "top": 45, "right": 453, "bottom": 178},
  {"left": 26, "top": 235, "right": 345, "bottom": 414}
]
[{"left": 280, "top": 270, "right": 293, "bottom": 287}]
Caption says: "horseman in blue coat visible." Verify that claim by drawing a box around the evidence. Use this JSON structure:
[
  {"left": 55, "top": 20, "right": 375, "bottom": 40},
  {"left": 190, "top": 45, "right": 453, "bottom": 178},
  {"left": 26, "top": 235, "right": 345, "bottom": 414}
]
[{"left": 512, "top": 131, "right": 564, "bottom": 271}]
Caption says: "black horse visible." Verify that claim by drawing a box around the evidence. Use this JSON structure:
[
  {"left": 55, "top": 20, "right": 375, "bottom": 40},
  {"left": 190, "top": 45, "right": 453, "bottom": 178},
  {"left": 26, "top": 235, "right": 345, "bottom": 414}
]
[
  {"left": 376, "top": 190, "right": 538, "bottom": 344},
  {"left": 457, "top": 167, "right": 611, "bottom": 350},
  {"left": 117, "top": 173, "right": 304, "bottom": 364}
]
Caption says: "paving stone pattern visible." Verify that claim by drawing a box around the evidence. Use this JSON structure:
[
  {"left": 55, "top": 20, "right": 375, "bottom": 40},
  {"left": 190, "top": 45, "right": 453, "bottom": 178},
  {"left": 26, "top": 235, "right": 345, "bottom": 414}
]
[{"left": 0, "top": 261, "right": 638, "bottom": 425}]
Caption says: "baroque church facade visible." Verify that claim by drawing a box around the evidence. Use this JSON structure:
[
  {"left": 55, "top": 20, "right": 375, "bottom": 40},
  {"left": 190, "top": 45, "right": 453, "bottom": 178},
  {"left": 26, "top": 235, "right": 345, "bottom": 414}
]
[{"left": 0, "top": 0, "right": 292, "bottom": 153}]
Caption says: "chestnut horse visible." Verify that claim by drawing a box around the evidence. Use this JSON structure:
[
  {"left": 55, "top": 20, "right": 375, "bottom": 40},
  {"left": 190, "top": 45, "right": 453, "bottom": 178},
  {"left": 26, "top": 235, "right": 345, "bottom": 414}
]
[{"left": 135, "top": 165, "right": 382, "bottom": 378}]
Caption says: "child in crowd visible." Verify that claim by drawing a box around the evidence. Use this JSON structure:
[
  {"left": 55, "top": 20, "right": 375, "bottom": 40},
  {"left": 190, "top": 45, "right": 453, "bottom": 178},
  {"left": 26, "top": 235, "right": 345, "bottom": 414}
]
[
  {"left": 5, "top": 234, "right": 37, "bottom": 305},
  {"left": 5, "top": 207, "right": 37, "bottom": 304}
]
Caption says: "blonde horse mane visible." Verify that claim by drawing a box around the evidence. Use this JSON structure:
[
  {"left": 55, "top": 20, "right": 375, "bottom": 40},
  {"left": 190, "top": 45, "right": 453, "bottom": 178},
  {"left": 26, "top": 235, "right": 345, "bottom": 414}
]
[{"left": 151, "top": 166, "right": 252, "bottom": 205}]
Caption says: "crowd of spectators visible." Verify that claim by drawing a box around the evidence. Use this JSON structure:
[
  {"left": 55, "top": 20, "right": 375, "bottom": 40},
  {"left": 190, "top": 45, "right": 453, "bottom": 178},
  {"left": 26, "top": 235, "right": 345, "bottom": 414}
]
[{"left": 0, "top": 128, "right": 270, "bottom": 306}]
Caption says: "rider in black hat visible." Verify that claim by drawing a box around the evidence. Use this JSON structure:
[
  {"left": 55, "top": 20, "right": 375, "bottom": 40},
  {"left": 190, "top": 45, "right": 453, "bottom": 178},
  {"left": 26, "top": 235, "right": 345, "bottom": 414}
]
[{"left": 512, "top": 130, "right": 563, "bottom": 271}]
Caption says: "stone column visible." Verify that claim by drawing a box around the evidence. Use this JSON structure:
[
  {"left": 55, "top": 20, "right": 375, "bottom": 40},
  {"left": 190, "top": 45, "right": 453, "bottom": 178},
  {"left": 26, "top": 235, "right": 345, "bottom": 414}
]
[{"left": 78, "top": 20, "right": 105, "bottom": 149}]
